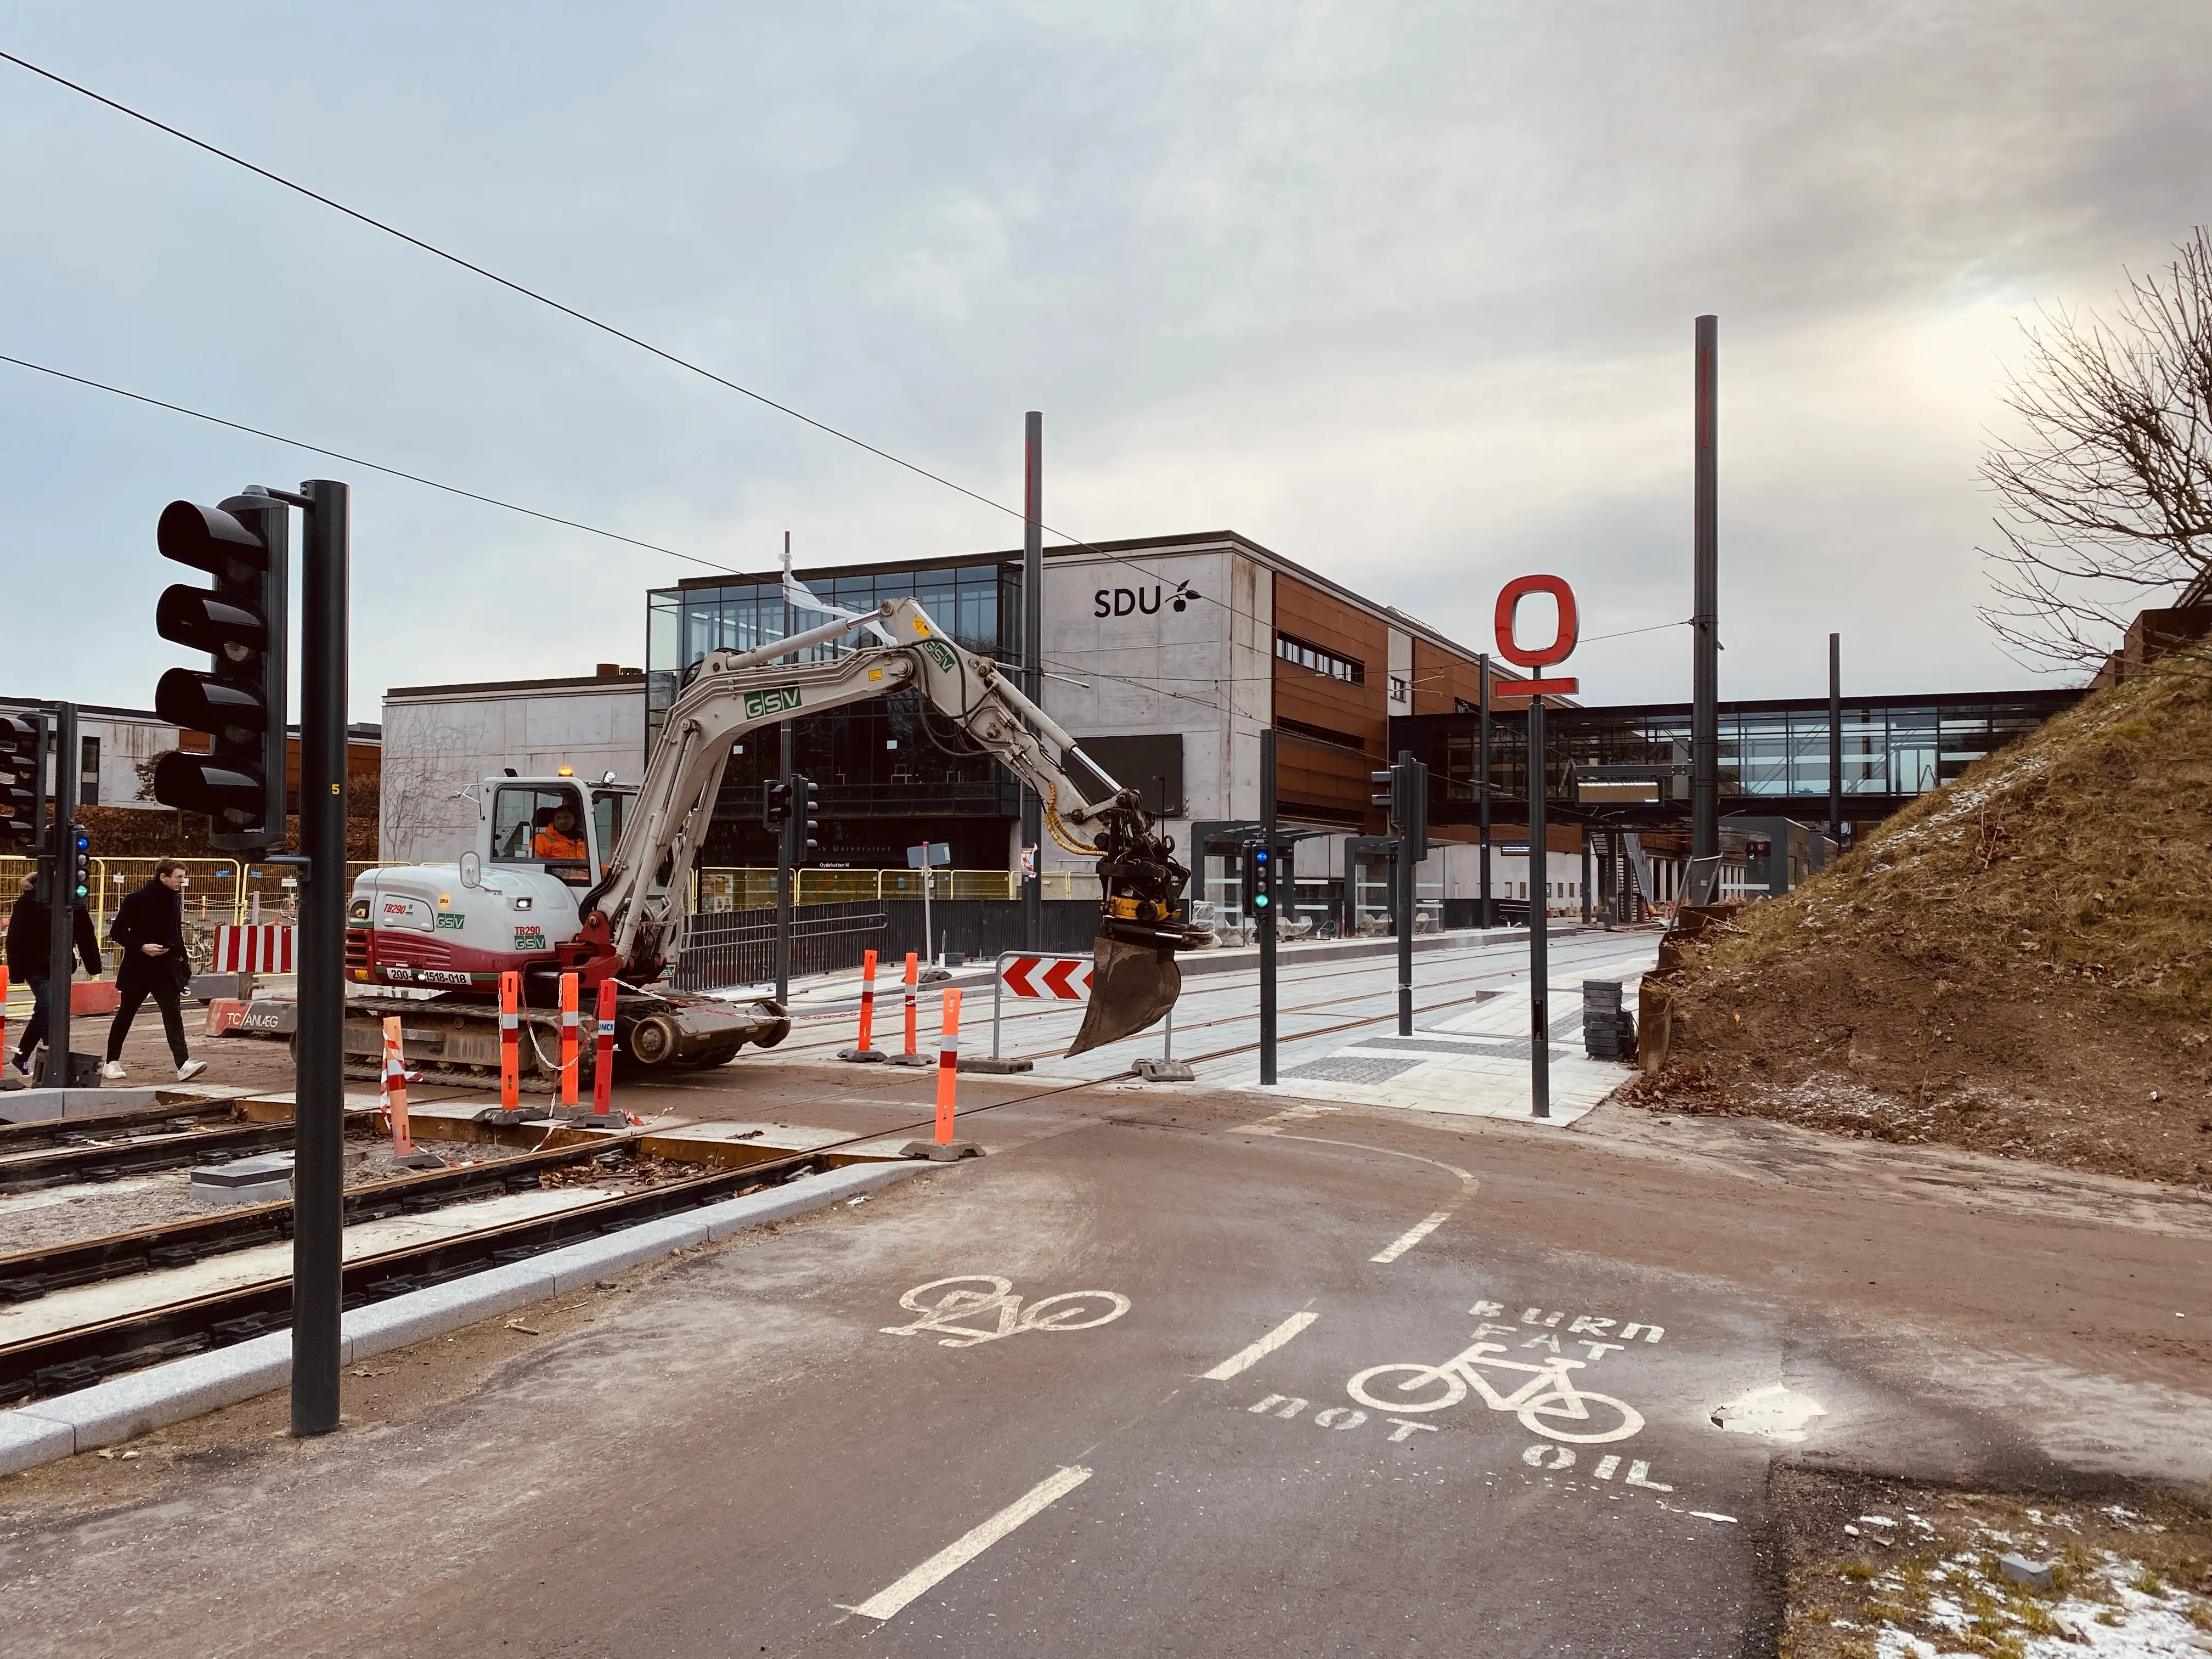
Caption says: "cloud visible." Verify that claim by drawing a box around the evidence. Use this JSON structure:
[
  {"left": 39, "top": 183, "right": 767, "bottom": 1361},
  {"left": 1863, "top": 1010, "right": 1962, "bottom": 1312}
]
[{"left": 1, "top": 0, "right": 2205, "bottom": 720}]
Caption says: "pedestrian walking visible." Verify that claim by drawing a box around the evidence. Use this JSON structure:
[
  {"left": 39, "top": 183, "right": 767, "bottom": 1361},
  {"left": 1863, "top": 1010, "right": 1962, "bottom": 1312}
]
[
  {"left": 4, "top": 873, "right": 103, "bottom": 1088},
  {"left": 104, "top": 861, "right": 206, "bottom": 1083}
]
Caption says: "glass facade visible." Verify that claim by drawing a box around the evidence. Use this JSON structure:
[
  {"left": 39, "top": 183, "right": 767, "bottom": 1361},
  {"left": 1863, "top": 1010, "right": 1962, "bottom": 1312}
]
[
  {"left": 645, "top": 558, "right": 1024, "bottom": 862},
  {"left": 1410, "top": 691, "right": 2079, "bottom": 813}
]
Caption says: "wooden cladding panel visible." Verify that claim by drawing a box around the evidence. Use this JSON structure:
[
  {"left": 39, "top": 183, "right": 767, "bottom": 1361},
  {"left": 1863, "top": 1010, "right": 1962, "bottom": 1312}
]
[{"left": 1271, "top": 573, "right": 1386, "bottom": 758}]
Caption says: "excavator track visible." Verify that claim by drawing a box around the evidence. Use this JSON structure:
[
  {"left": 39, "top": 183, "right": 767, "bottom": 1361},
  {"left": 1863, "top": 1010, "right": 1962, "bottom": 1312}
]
[{"left": 335, "top": 990, "right": 788, "bottom": 1092}]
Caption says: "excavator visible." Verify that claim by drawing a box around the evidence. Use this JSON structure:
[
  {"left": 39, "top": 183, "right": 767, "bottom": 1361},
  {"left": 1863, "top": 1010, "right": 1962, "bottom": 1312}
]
[{"left": 343, "top": 596, "right": 1193, "bottom": 1088}]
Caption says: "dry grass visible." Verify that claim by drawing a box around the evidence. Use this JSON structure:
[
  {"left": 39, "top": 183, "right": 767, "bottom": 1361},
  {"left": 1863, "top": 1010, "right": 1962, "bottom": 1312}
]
[
  {"left": 1630, "top": 653, "right": 2212, "bottom": 1186},
  {"left": 1697, "top": 652, "right": 2212, "bottom": 1018}
]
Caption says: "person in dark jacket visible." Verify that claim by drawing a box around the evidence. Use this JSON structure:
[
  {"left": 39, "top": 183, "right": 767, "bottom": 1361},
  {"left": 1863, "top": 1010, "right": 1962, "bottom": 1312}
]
[
  {"left": 104, "top": 861, "right": 206, "bottom": 1082},
  {"left": 5, "top": 874, "right": 104, "bottom": 1087}
]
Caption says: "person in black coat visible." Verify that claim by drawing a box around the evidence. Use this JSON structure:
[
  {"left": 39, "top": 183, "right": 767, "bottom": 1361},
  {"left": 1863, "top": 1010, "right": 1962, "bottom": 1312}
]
[
  {"left": 104, "top": 861, "right": 206, "bottom": 1082},
  {"left": 5, "top": 874, "right": 104, "bottom": 1086}
]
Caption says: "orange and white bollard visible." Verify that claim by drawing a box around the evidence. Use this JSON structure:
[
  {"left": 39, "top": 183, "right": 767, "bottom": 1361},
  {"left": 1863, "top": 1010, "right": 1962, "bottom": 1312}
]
[
  {"left": 558, "top": 971, "right": 580, "bottom": 1108},
  {"left": 887, "top": 951, "right": 928, "bottom": 1067},
  {"left": 838, "top": 948, "right": 885, "bottom": 1062},
  {"left": 380, "top": 1015, "right": 421, "bottom": 1156},
  {"left": 900, "top": 986, "right": 980, "bottom": 1161},
  {"left": 1, "top": 965, "right": 10, "bottom": 1082},
  {"left": 478, "top": 968, "right": 534, "bottom": 1122},
  {"left": 933, "top": 987, "right": 961, "bottom": 1141},
  {"left": 591, "top": 977, "right": 617, "bottom": 1120}
]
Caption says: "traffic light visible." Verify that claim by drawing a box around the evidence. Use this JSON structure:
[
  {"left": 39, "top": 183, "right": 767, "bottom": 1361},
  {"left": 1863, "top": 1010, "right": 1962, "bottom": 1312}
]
[
  {"left": 1369, "top": 758, "right": 1430, "bottom": 849},
  {"left": 0, "top": 714, "right": 37, "bottom": 850},
  {"left": 1240, "top": 840, "right": 1273, "bottom": 915},
  {"left": 763, "top": 778, "right": 792, "bottom": 833},
  {"left": 787, "top": 775, "right": 821, "bottom": 865},
  {"left": 70, "top": 830, "right": 91, "bottom": 905},
  {"left": 150, "top": 495, "right": 289, "bottom": 850}
]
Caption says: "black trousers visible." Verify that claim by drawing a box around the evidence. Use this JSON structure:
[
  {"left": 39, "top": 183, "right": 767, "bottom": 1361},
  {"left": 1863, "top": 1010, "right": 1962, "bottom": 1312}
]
[{"left": 108, "top": 970, "right": 189, "bottom": 1066}]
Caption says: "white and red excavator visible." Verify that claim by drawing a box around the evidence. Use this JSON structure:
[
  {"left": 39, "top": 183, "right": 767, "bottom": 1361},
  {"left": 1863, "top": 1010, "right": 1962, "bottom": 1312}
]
[{"left": 344, "top": 596, "right": 1194, "bottom": 1088}]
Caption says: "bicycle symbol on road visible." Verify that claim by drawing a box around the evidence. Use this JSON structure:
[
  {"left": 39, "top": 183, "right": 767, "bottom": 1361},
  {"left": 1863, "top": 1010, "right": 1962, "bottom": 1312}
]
[
  {"left": 1348, "top": 1340, "right": 1645, "bottom": 1443},
  {"left": 881, "top": 1276, "right": 1132, "bottom": 1350}
]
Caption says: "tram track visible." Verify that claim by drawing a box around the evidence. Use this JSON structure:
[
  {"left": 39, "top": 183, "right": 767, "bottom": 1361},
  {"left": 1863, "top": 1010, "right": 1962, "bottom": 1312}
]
[{"left": 0, "top": 935, "right": 1652, "bottom": 1408}]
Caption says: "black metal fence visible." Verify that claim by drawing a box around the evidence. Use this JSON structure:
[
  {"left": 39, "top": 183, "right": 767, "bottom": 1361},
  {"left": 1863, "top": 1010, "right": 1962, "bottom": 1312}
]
[
  {"left": 673, "top": 901, "right": 888, "bottom": 991},
  {"left": 672, "top": 898, "right": 1111, "bottom": 991}
]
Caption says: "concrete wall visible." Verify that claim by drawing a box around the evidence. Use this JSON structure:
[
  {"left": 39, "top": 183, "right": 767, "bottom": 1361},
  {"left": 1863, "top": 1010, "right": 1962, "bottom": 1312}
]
[
  {"left": 0, "top": 703, "right": 179, "bottom": 810},
  {"left": 380, "top": 680, "right": 645, "bottom": 865},
  {"left": 1035, "top": 543, "right": 1268, "bottom": 877}
]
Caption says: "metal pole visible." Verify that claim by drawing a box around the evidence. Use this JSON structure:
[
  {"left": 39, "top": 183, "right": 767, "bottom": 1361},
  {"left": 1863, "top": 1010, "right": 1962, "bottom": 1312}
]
[
  {"left": 921, "top": 845, "right": 933, "bottom": 970},
  {"left": 1477, "top": 653, "right": 1493, "bottom": 928},
  {"left": 991, "top": 951, "right": 1006, "bottom": 1060},
  {"left": 776, "top": 535, "right": 793, "bottom": 1007},
  {"left": 1259, "top": 728, "right": 1277, "bottom": 1085},
  {"left": 1529, "top": 696, "right": 1550, "bottom": 1119},
  {"left": 1827, "top": 632, "right": 1842, "bottom": 847},
  {"left": 1022, "top": 412, "right": 1043, "bottom": 952},
  {"left": 1691, "top": 314, "right": 1720, "bottom": 862},
  {"left": 47, "top": 704, "right": 77, "bottom": 1083},
  {"left": 292, "top": 478, "right": 348, "bottom": 1437},
  {"left": 1397, "top": 749, "right": 1414, "bottom": 1038}
]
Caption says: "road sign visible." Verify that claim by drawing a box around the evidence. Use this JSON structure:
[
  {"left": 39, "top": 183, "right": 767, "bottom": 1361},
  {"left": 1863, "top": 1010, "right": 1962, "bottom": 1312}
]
[
  {"left": 1000, "top": 955, "right": 1092, "bottom": 1000},
  {"left": 906, "top": 842, "right": 952, "bottom": 868}
]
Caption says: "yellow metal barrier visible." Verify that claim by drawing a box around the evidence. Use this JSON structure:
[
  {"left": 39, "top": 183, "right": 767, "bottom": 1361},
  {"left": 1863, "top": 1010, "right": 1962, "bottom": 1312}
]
[{"left": 692, "top": 867, "right": 1084, "bottom": 908}]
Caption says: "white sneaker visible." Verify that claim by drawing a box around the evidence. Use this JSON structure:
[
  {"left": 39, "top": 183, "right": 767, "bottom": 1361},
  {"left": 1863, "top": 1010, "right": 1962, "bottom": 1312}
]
[
  {"left": 0, "top": 1057, "right": 27, "bottom": 1091},
  {"left": 177, "top": 1059, "right": 208, "bottom": 1083},
  {"left": 101, "top": 1060, "right": 127, "bottom": 1081}
]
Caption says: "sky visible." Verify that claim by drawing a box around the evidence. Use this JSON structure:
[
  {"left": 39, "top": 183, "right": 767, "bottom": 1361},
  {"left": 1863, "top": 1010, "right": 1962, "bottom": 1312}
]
[{"left": 2, "top": 1, "right": 2208, "bottom": 723}]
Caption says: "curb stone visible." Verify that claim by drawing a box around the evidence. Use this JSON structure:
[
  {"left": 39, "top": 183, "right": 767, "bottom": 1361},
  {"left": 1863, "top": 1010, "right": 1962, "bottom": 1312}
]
[{"left": 0, "top": 1158, "right": 928, "bottom": 1476}]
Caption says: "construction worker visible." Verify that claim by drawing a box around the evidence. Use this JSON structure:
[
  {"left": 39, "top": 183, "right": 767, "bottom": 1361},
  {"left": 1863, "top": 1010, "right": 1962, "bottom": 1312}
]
[
  {"left": 533, "top": 803, "right": 588, "bottom": 861},
  {"left": 5, "top": 873, "right": 103, "bottom": 1088}
]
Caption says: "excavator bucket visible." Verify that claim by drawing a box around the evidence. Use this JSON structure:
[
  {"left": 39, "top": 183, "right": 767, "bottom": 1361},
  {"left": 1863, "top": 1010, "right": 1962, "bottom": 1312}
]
[{"left": 1066, "top": 933, "right": 1182, "bottom": 1057}]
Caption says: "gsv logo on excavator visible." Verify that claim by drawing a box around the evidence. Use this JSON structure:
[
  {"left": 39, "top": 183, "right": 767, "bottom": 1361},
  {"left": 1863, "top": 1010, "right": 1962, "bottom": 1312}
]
[{"left": 742, "top": 686, "right": 802, "bottom": 720}]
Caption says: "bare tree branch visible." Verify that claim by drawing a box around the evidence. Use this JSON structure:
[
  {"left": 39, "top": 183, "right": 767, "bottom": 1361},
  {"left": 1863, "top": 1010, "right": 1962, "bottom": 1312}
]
[{"left": 1977, "top": 226, "right": 2212, "bottom": 670}]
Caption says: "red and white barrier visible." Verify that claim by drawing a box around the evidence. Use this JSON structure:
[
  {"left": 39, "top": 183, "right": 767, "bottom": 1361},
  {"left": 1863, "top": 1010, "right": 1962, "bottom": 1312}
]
[
  {"left": 999, "top": 956, "right": 1091, "bottom": 1000},
  {"left": 213, "top": 924, "right": 295, "bottom": 974}
]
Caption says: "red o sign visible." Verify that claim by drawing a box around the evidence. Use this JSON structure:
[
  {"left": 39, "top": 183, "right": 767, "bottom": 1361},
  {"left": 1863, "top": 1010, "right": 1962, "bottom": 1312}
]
[{"left": 1492, "top": 574, "right": 1579, "bottom": 697}]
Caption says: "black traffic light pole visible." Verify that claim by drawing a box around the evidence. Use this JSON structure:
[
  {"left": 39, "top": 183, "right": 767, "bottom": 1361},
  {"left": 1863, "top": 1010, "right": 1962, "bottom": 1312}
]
[
  {"left": 288, "top": 479, "right": 349, "bottom": 1437},
  {"left": 1258, "top": 729, "right": 1277, "bottom": 1085},
  {"left": 1529, "top": 697, "right": 1550, "bottom": 1120},
  {"left": 148, "top": 477, "right": 339, "bottom": 1431},
  {"left": 1477, "top": 655, "right": 1493, "bottom": 929},
  {"left": 1022, "top": 413, "right": 1043, "bottom": 952},
  {"left": 47, "top": 704, "right": 78, "bottom": 1084},
  {"left": 1396, "top": 751, "right": 1419, "bottom": 1038}
]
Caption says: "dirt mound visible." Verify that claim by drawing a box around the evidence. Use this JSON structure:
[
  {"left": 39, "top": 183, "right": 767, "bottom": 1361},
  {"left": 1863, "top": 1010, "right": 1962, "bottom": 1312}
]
[{"left": 1629, "top": 653, "right": 2212, "bottom": 1189}]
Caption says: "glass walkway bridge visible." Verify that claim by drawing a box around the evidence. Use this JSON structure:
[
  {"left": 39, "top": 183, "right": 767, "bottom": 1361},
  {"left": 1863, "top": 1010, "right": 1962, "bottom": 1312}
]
[{"left": 1389, "top": 687, "right": 2083, "bottom": 830}]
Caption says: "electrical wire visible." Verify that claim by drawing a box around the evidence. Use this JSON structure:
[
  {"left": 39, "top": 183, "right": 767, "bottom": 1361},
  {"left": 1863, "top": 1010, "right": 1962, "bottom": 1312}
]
[
  {"left": 0, "top": 350, "right": 759, "bottom": 579},
  {"left": 0, "top": 47, "right": 1248, "bottom": 622}
]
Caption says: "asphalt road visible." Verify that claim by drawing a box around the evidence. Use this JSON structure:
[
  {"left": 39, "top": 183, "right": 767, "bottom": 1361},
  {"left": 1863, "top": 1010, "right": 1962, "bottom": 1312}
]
[{"left": 4, "top": 1015, "right": 2209, "bottom": 1656}]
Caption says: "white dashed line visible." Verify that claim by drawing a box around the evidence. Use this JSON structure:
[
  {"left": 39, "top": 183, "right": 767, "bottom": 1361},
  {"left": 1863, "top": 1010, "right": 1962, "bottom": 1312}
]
[
  {"left": 1201, "top": 1311, "right": 1319, "bottom": 1380},
  {"left": 843, "top": 1465, "right": 1093, "bottom": 1621},
  {"left": 1372, "top": 1210, "right": 1453, "bottom": 1263}
]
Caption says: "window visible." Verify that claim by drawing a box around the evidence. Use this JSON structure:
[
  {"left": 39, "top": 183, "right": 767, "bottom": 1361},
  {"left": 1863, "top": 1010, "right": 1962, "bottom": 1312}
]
[
  {"left": 590, "top": 791, "right": 628, "bottom": 879},
  {"left": 1275, "top": 631, "right": 1365, "bottom": 685},
  {"left": 493, "top": 785, "right": 589, "bottom": 882},
  {"left": 78, "top": 736, "right": 99, "bottom": 806},
  {"left": 1390, "top": 677, "right": 1409, "bottom": 705},
  {"left": 1454, "top": 697, "right": 1477, "bottom": 714}
]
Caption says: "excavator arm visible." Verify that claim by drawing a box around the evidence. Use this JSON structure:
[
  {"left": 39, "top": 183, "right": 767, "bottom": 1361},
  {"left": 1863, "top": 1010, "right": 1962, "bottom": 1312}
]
[{"left": 582, "top": 597, "right": 1191, "bottom": 1054}]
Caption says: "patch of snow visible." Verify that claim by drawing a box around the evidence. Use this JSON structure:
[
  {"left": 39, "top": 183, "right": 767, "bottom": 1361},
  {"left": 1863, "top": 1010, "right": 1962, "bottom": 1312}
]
[{"left": 1709, "top": 1383, "right": 1828, "bottom": 1442}]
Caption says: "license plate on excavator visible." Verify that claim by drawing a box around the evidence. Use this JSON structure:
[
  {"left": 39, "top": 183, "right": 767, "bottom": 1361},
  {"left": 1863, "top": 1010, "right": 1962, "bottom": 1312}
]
[{"left": 1066, "top": 933, "right": 1183, "bottom": 1057}]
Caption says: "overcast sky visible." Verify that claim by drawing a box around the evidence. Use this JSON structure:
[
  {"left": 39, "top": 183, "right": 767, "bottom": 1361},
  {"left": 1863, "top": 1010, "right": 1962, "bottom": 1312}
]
[{"left": 3, "top": 2, "right": 2207, "bottom": 721}]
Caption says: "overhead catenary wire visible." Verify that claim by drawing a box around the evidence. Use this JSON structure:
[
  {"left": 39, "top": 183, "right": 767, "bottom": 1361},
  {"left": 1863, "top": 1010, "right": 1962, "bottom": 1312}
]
[
  {"left": 0, "top": 47, "right": 1247, "bottom": 623},
  {"left": 0, "top": 351, "right": 759, "bottom": 580},
  {"left": 2, "top": 51, "right": 1685, "bottom": 722}
]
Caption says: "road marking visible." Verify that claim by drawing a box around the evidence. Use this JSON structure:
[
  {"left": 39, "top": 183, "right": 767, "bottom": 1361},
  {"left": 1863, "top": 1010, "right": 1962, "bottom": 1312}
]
[
  {"left": 1372, "top": 1211, "right": 1452, "bottom": 1263},
  {"left": 1202, "top": 1311, "right": 1318, "bottom": 1380},
  {"left": 844, "top": 1465, "right": 1093, "bottom": 1621}
]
